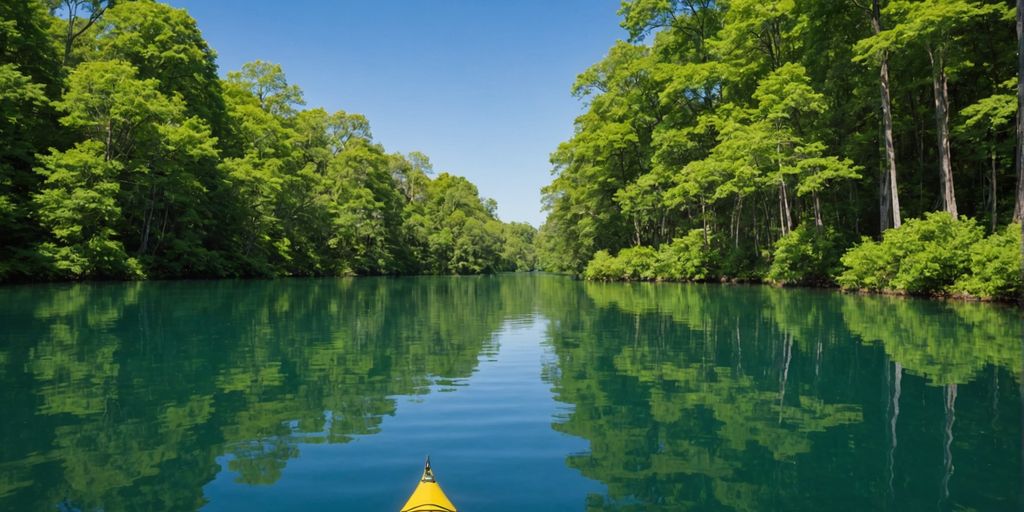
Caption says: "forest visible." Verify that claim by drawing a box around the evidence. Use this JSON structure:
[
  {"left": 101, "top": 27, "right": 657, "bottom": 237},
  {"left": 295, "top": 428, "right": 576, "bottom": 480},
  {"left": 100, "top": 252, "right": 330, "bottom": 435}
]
[
  {"left": 537, "top": 0, "right": 1024, "bottom": 300},
  {"left": 0, "top": 0, "right": 537, "bottom": 281}
]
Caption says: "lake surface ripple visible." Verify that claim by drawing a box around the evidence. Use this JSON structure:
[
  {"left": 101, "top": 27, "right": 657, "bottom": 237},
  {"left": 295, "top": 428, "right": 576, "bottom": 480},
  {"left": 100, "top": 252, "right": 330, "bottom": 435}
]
[{"left": 1, "top": 275, "right": 1020, "bottom": 510}]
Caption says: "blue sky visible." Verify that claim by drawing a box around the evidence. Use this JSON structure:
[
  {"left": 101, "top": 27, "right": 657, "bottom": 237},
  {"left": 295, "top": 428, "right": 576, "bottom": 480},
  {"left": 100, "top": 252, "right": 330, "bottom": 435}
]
[{"left": 166, "top": 0, "right": 625, "bottom": 226}]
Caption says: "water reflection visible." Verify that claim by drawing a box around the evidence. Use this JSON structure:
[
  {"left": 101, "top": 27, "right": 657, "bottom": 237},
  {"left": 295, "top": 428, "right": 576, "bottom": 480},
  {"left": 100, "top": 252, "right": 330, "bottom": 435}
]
[
  {"left": 0, "top": 276, "right": 1020, "bottom": 511},
  {"left": 541, "top": 282, "right": 1022, "bottom": 511},
  {"left": 0, "top": 277, "right": 536, "bottom": 510}
]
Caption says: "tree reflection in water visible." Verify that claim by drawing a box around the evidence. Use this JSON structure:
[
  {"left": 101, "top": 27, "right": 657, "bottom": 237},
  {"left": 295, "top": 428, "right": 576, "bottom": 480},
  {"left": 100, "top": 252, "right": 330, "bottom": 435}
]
[
  {"left": 541, "top": 281, "right": 1021, "bottom": 511},
  {"left": 0, "top": 277, "right": 1020, "bottom": 511}
]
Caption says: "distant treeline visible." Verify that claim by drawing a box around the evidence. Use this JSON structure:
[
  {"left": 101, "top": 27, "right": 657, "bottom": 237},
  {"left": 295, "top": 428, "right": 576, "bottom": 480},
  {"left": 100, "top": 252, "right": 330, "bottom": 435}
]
[
  {"left": 538, "top": 0, "right": 1022, "bottom": 299},
  {"left": 0, "top": 1, "right": 536, "bottom": 282}
]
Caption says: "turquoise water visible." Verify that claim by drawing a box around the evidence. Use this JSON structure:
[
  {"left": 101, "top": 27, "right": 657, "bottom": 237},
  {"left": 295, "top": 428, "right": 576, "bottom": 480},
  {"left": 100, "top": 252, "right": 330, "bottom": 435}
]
[{"left": 0, "top": 275, "right": 1020, "bottom": 510}]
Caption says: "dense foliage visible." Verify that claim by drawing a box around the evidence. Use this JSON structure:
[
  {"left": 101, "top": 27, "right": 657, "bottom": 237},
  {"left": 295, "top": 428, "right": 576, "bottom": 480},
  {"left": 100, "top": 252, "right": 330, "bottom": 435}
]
[
  {"left": 583, "top": 228, "right": 717, "bottom": 281},
  {"left": 838, "top": 213, "right": 1021, "bottom": 297},
  {"left": 539, "top": 0, "right": 1021, "bottom": 298},
  {"left": 0, "top": 0, "right": 534, "bottom": 281}
]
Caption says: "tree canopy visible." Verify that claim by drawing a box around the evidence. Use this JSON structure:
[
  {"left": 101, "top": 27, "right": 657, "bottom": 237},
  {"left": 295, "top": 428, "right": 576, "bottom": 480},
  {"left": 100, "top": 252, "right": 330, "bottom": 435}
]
[
  {"left": 0, "top": 0, "right": 534, "bottom": 281},
  {"left": 539, "top": 0, "right": 1020, "bottom": 298}
]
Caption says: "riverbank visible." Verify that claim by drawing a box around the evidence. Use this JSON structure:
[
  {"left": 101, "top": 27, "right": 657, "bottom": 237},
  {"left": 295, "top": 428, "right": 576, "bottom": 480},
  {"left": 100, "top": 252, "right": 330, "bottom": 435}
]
[{"left": 576, "top": 214, "right": 1022, "bottom": 304}]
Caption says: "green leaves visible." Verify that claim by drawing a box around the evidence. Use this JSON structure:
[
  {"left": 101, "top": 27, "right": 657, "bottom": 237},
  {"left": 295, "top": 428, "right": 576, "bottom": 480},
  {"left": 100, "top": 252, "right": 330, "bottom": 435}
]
[
  {"left": 837, "top": 212, "right": 989, "bottom": 294},
  {"left": 542, "top": 0, "right": 1019, "bottom": 293},
  {"left": 227, "top": 61, "right": 305, "bottom": 119},
  {"left": 0, "top": 63, "right": 47, "bottom": 226},
  {"left": 582, "top": 229, "right": 716, "bottom": 281},
  {"left": 853, "top": 0, "right": 1007, "bottom": 62},
  {"left": 793, "top": 146, "right": 862, "bottom": 197},
  {"left": 33, "top": 58, "right": 224, "bottom": 277},
  {"left": 0, "top": 3, "right": 531, "bottom": 282},
  {"left": 767, "top": 223, "right": 843, "bottom": 285},
  {"left": 55, "top": 60, "right": 182, "bottom": 159},
  {"left": 958, "top": 79, "right": 1016, "bottom": 133},
  {"left": 753, "top": 62, "right": 825, "bottom": 121},
  {"left": 96, "top": 1, "right": 225, "bottom": 129},
  {"left": 951, "top": 223, "right": 1022, "bottom": 299},
  {"left": 33, "top": 141, "right": 139, "bottom": 278}
]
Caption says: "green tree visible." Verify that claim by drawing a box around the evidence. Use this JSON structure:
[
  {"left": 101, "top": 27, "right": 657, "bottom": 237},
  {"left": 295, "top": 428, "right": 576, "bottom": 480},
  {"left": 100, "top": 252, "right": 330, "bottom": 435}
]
[
  {"left": 956, "top": 80, "right": 1016, "bottom": 231},
  {"left": 40, "top": 59, "right": 219, "bottom": 277},
  {"left": 854, "top": 0, "right": 1007, "bottom": 218},
  {"left": 95, "top": 0, "right": 229, "bottom": 139},
  {"left": 0, "top": 0, "right": 63, "bottom": 279},
  {"left": 0, "top": 65, "right": 48, "bottom": 278},
  {"left": 33, "top": 141, "right": 135, "bottom": 278},
  {"left": 856, "top": 0, "right": 903, "bottom": 231}
]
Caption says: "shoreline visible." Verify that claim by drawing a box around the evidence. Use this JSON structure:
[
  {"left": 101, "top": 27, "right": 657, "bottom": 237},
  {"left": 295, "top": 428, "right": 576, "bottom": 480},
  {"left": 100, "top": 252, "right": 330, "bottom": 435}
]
[
  {"left": 3, "top": 272, "right": 1021, "bottom": 308},
  {"left": 579, "top": 275, "right": 1024, "bottom": 306}
]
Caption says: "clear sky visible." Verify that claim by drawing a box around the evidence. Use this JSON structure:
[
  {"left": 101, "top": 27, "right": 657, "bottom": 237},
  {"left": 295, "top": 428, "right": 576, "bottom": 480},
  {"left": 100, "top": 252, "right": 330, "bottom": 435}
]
[{"left": 165, "top": 0, "right": 625, "bottom": 226}]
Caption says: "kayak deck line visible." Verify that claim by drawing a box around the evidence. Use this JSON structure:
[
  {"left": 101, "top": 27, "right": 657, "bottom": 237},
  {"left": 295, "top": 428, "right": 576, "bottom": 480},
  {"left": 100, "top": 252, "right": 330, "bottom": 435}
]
[{"left": 400, "top": 457, "right": 458, "bottom": 512}]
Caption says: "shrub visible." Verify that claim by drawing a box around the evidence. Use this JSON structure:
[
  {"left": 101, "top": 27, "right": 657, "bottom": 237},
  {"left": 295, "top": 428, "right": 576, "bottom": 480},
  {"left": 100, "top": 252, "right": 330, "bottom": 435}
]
[
  {"left": 837, "top": 212, "right": 983, "bottom": 294},
  {"left": 658, "top": 229, "right": 716, "bottom": 281},
  {"left": 584, "top": 249, "right": 626, "bottom": 281},
  {"left": 953, "top": 223, "right": 1021, "bottom": 299},
  {"left": 767, "top": 223, "right": 842, "bottom": 285},
  {"left": 617, "top": 246, "right": 660, "bottom": 280}
]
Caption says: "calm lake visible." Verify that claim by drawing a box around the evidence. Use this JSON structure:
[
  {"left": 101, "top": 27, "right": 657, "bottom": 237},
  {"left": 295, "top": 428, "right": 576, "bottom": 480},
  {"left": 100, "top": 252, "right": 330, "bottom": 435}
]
[{"left": 0, "top": 274, "right": 1021, "bottom": 511}]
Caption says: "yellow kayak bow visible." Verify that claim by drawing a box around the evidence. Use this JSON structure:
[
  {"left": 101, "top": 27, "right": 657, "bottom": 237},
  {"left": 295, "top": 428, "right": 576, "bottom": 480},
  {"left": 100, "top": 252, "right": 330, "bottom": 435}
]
[{"left": 400, "top": 457, "right": 457, "bottom": 512}]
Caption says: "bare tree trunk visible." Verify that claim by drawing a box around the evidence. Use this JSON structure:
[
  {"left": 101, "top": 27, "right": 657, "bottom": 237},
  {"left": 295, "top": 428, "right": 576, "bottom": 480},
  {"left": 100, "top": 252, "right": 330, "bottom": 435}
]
[
  {"left": 62, "top": 1, "right": 78, "bottom": 67},
  {"left": 872, "top": 0, "right": 901, "bottom": 230},
  {"left": 701, "top": 200, "right": 709, "bottom": 247},
  {"left": 60, "top": 1, "right": 110, "bottom": 67},
  {"left": 812, "top": 191, "right": 824, "bottom": 228},
  {"left": 880, "top": 161, "right": 892, "bottom": 230},
  {"left": 1014, "top": 0, "right": 1024, "bottom": 223},
  {"left": 779, "top": 181, "right": 793, "bottom": 235},
  {"left": 991, "top": 148, "right": 998, "bottom": 232},
  {"left": 733, "top": 195, "right": 743, "bottom": 249},
  {"left": 1016, "top": 0, "right": 1024, "bottom": 309},
  {"left": 927, "top": 44, "right": 958, "bottom": 218},
  {"left": 882, "top": 55, "right": 902, "bottom": 227},
  {"left": 139, "top": 184, "right": 158, "bottom": 255}
]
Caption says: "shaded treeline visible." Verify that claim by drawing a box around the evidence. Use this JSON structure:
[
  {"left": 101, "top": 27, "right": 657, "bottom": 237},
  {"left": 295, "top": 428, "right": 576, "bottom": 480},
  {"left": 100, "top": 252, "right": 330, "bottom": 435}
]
[
  {"left": 537, "top": 0, "right": 1020, "bottom": 296},
  {"left": 0, "top": 1, "right": 536, "bottom": 282}
]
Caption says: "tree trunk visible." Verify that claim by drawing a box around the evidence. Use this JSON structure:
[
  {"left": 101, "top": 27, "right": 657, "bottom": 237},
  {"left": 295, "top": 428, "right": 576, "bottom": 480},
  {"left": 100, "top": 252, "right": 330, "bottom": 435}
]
[
  {"left": 1015, "top": 0, "right": 1024, "bottom": 223},
  {"left": 1016, "top": 0, "right": 1024, "bottom": 308},
  {"left": 63, "top": 12, "right": 76, "bottom": 67},
  {"left": 139, "top": 186, "right": 156, "bottom": 255},
  {"left": 873, "top": 0, "right": 901, "bottom": 230},
  {"left": 880, "top": 161, "right": 892, "bottom": 230},
  {"left": 732, "top": 195, "right": 743, "bottom": 249},
  {"left": 991, "top": 148, "right": 998, "bottom": 232},
  {"left": 701, "top": 200, "right": 709, "bottom": 247},
  {"left": 60, "top": 1, "right": 108, "bottom": 67},
  {"left": 779, "top": 181, "right": 793, "bottom": 235},
  {"left": 813, "top": 191, "right": 824, "bottom": 228},
  {"left": 927, "top": 44, "right": 958, "bottom": 218}
]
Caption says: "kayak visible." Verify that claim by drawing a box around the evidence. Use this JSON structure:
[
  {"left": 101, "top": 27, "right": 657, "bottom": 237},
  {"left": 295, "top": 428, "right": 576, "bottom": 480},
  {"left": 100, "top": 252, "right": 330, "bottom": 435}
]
[{"left": 400, "top": 458, "right": 457, "bottom": 512}]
